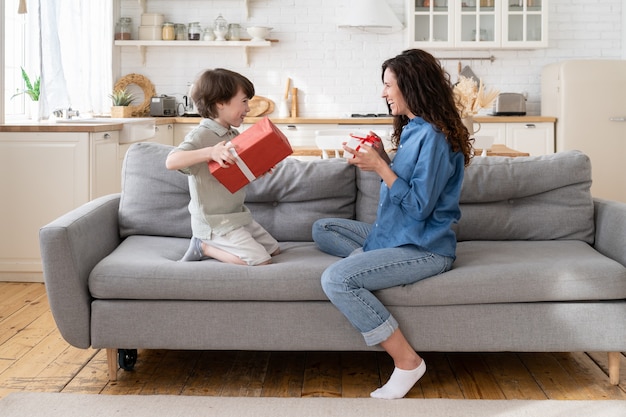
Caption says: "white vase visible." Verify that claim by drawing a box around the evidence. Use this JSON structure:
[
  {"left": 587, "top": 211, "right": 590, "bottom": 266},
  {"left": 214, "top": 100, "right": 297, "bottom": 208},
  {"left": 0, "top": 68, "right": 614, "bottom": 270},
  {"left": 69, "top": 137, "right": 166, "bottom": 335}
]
[
  {"left": 462, "top": 116, "right": 481, "bottom": 138},
  {"left": 30, "top": 100, "right": 40, "bottom": 122}
]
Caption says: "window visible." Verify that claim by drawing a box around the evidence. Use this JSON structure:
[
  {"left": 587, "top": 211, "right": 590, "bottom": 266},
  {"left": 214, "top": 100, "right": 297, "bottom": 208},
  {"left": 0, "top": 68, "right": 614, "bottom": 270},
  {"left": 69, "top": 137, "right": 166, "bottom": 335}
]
[
  {"left": 0, "top": 0, "right": 39, "bottom": 120},
  {"left": 3, "top": 0, "right": 112, "bottom": 121}
]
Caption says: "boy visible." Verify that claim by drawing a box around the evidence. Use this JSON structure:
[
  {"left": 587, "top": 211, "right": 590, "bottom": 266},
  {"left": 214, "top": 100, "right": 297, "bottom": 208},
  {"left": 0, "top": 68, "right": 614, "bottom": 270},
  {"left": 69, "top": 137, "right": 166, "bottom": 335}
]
[{"left": 165, "top": 68, "right": 280, "bottom": 265}]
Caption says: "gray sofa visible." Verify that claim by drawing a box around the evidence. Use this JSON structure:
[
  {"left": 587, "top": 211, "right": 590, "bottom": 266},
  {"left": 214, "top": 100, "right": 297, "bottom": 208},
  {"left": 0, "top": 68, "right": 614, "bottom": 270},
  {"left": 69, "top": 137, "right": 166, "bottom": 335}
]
[{"left": 40, "top": 142, "right": 626, "bottom": 384}]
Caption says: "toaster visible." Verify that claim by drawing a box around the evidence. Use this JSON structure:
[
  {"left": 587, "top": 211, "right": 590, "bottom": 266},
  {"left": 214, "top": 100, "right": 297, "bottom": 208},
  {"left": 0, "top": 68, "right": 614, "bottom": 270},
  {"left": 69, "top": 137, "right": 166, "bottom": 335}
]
[
  {"left": 150, "top": 95, "right": 177, "bottom": 116},
  {"left": 492, "top": 93, "right": 526, "bottom": 116}
]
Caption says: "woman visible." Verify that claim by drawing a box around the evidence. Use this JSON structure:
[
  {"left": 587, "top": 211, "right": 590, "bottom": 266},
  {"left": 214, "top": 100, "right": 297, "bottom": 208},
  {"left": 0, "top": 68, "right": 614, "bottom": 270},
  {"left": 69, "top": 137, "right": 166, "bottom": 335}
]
[{"left": 312, "top": 49, "right": 473, "bottom": 399}]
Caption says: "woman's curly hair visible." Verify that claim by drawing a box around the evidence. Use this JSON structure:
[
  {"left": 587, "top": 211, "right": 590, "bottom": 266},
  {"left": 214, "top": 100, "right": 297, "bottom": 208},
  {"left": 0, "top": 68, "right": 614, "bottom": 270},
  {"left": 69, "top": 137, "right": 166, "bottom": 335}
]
[{"left": 382, "top": 49, "right": 473, "bottom": 166}]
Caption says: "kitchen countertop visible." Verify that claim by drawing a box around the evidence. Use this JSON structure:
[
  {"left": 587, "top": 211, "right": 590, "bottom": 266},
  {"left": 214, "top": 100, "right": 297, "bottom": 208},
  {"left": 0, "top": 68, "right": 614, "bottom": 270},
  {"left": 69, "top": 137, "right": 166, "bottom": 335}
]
[{"left": 0, "top": 115, "right": 557, "bottom": 132}]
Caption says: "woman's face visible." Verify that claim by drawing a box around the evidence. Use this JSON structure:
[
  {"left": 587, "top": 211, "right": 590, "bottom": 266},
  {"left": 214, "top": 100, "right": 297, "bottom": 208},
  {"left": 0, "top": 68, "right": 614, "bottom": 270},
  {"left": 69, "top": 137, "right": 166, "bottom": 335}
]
[{"left": 382, "top": 68, "right": 415, "bottom": 119}]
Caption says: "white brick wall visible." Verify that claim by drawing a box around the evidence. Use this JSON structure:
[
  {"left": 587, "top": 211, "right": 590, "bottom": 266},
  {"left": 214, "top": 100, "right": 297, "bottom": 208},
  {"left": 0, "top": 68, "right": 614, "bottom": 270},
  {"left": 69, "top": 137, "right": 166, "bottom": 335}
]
[{"left": 118, "top": 0, "right": 624, "bottom": 117}]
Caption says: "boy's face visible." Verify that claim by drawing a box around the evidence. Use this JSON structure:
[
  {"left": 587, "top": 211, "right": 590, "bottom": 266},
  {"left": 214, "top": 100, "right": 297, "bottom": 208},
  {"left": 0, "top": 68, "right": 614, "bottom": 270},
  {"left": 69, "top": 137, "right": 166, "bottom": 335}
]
[{"left": 216, "top": 88, "right": 250, "bottom": 128}]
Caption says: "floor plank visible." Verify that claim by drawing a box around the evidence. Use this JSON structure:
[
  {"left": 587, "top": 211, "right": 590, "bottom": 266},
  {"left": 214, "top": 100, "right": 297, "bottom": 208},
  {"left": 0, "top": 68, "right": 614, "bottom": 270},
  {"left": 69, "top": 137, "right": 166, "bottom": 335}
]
[
  {"left": 301, "top": 352, "right": 342, "bottom": 397},
  {"left": 340, "top": 352, "right": 381, "bottom": 398},
  {"left": 181, "top": 350, "right": 238, "bottom": 397},
  {"left": 519, "top": 352, "right": 591, "bottom": 400},
  {"left": 447, "top": 353, "right": 507, "bottom": 399},
  {"left": 260, "top": 351, "right": 305, "bottom": 397},
  {"left": 418, "top": 352, "right": 465, "bottom": 399},
  {"left": 482, "top": 353, "right": 546, "bottom": 400}
]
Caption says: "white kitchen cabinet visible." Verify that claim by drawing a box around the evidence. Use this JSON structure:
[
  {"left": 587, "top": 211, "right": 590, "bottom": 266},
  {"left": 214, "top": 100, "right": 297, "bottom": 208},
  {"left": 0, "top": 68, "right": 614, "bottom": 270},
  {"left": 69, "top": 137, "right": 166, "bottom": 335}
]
[
  {"left": 407, "top": 0, "right": 548, "bottom": 49},
  {"left": 0, "top": 130, "right": 119, "bottom": 282},
  {"left": 174, "top": 123, "right": 196, "bottom": 146},
  {"left": 118, "top": 123, "right": 173, "bottom": 184},
  {"left": 505, "top": 122, "right": 554, "bottom": 156},
  {"left": 153, "top": 123, "right": 174, "bottom": 146},
  {"left": 473, "top": 120, "right": 554, "bottom": 156}
]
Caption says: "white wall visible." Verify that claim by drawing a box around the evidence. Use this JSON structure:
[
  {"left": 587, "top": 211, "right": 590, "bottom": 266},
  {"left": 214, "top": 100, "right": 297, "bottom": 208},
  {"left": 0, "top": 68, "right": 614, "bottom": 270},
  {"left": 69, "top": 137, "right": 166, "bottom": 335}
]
[{"left": 118, "top": 0, "right": 624, "bottom": 117}]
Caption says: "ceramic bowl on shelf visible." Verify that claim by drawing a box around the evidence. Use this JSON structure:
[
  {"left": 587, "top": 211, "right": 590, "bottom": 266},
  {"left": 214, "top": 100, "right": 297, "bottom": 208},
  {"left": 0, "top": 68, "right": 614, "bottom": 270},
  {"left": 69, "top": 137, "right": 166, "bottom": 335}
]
[{"left": 246, "top": 26, "right": 272, "bottom": 41}]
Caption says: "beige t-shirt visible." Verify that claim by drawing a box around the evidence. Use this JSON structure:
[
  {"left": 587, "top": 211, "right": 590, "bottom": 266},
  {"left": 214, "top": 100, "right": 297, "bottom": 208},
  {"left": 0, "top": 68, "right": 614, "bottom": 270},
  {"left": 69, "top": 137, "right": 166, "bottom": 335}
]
[{"left": 170, "top": 118, "right": 252, "bottom": 238}]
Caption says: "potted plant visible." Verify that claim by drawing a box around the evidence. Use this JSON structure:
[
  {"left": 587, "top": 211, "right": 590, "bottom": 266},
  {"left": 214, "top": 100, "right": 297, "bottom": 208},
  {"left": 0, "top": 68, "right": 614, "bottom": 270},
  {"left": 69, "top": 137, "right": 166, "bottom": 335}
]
[
  {"left": 109, "top": 88, "right": 135, "bottom": 118},
  {"left": 11, "top": 67, "right": 41, "bottom": 120}
]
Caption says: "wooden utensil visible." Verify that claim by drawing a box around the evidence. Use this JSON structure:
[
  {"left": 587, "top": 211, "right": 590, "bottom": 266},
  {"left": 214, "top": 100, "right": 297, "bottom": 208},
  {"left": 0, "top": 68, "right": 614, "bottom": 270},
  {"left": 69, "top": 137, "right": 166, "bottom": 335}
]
[
  {"left": 284, "top": 78, "right": 291, "bottom": 100},
  {"left": 290, "top": 87, "right": 298, "bottom": 118},
  {"left": 248, "top": 96, "right": 275, "bottom": 117}
]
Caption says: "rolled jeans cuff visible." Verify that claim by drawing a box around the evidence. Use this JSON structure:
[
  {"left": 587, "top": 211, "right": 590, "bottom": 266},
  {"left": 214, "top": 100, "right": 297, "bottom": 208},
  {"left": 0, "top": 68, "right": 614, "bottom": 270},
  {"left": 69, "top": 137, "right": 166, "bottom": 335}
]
[{"left": 362, "top": 315, "right": 399, "bottom": 346}]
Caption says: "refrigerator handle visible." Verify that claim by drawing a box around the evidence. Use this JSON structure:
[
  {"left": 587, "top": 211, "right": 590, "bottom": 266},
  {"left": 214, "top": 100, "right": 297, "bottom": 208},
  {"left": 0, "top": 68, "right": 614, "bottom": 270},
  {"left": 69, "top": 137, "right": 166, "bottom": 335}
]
[{"left": 609, "top": 117, "right": 626, "bottom": 122}]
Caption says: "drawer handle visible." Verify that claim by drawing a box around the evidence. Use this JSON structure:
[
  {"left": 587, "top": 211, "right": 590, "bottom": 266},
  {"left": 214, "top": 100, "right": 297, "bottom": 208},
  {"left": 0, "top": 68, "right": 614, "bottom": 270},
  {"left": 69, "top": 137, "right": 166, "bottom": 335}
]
[
  {"left": 104, "top": 133, "right": 111, "bottom": 139},
  {"left": 286, "top": 125, "right": 297, "bottom": 130},
  {"left": 524, "top": 124, "right": 536, "bottom": 129},
  {"left": 609, "top": 117, "right": 626, "bottom": 122}
]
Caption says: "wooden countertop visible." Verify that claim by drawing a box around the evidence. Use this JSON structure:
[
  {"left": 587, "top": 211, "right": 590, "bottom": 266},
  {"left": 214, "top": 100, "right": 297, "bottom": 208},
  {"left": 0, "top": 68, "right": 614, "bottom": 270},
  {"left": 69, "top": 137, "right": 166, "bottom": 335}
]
[{"left": 0, "top": 115, "right": 557, "bottom": 132}]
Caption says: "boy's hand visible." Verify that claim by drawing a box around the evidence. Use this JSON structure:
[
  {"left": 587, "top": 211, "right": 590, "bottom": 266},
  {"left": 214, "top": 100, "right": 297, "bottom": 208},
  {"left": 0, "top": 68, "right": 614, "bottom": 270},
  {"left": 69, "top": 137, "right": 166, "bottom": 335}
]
[{"left": 211, "top": 141, "right": 237, "bottom": 168}]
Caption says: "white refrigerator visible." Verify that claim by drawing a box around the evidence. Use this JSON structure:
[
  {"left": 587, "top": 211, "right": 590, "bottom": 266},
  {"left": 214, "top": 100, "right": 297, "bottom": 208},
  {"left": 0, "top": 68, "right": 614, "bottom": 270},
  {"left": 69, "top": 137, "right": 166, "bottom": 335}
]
[{"left": 541, "top": 60, "right": 626, "bottom": 203}]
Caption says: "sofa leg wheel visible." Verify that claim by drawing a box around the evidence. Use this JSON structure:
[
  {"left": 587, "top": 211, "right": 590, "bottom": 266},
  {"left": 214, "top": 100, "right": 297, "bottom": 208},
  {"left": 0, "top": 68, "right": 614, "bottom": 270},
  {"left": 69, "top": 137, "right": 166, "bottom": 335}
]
[{"left": 118, "top": 349, "right": 137, "bottom": 371}]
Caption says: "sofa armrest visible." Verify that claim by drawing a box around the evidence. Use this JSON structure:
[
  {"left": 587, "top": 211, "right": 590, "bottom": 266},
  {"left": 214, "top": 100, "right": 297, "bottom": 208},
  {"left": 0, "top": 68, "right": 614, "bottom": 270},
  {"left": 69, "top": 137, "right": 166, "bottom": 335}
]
[
  {"left": 39, "top": 194, "right": 122, "bottom": 349},
  {"left": 593, "top": 198, "right": 626, "bottom": 268}
]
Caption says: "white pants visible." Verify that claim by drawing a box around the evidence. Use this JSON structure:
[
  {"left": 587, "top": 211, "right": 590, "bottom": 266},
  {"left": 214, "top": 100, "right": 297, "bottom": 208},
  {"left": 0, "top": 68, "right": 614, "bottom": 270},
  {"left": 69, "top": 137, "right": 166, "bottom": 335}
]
[{"left": 204, "top": 220, "right": 279, "bottom": 266}]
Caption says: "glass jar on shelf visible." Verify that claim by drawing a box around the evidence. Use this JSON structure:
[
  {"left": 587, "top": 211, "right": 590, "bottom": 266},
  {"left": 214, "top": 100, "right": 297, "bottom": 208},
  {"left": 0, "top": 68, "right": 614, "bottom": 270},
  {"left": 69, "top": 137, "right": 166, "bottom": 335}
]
[
  {"left": 175, "top": 24, "right": 186, "bottom": 40},
  {"left": 162, "top": 22, "right": 175, "bottom": 41},
  {"left": 115, "top": 17, "right": 132, "bottom": 40},
  {"left": 188, "top": 22, "right": 201, "bottom": 40},
  {"left": 203, "top": 28, "right": 215, "bottom": 41},
  {"left": 213, "top": 14, "right": 228, "bottom": 41},
  {"left": 228, "top": 23, "right": 241, "bottom": 41}
]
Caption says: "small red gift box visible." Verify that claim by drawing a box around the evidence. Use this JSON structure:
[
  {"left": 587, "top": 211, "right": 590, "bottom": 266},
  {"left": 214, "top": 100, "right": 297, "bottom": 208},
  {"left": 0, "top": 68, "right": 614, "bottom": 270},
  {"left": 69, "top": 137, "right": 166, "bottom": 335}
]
[
  {"left": 209, "top": 117, "right": 293, "bottom": 193},
  {"left": 343, "top": 133, "right": 382, "bottom": 159}
]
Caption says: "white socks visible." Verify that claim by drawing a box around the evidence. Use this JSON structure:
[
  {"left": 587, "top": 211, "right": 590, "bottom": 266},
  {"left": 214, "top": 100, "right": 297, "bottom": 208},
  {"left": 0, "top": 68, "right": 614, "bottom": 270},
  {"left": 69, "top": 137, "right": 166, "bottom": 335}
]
[{"left": 370, "top": 360, "right": 426, "bottom": 400}]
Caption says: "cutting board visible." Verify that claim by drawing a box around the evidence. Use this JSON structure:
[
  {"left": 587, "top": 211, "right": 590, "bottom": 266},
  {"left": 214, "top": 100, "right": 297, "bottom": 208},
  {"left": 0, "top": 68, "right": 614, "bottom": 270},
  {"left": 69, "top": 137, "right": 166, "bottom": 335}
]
[{"left": 248, "top": 96, "right": 275, "bottom": 117}]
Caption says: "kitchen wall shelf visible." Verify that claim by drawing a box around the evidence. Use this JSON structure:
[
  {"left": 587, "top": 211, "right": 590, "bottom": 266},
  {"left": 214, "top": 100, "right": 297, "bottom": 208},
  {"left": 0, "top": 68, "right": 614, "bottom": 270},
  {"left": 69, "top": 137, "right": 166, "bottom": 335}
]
[{"left": 114, "top": 39, "right": 276, "bottom": 66}]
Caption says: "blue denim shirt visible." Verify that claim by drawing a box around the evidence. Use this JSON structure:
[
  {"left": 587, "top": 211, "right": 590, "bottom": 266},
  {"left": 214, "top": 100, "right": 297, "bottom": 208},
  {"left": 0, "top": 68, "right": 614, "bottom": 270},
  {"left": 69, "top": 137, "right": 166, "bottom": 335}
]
[{"left": 363, "top": 117, "right": 465, "bottom": 258}]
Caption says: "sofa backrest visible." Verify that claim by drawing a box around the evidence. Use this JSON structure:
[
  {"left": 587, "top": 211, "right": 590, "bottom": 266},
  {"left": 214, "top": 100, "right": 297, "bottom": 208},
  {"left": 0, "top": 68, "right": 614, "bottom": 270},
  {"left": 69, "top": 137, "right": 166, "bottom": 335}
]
[
  {"left": 119, "top": 142, "right": 594, "bottom": 244},
  {"left": 455, "top": 150, "right": 595, "bottom": 243},
  {"left": 245, "top": 158, "right": 356, "bottom": 241},
  {"left": 118, "top": 142, "right": 358, "bottom": 241}
]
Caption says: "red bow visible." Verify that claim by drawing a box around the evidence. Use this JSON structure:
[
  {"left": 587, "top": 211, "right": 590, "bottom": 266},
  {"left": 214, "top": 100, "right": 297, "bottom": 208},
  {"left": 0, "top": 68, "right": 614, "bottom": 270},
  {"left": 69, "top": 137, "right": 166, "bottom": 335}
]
[{"left": 349, "top": 133, "right": 381, "bottom": 151}]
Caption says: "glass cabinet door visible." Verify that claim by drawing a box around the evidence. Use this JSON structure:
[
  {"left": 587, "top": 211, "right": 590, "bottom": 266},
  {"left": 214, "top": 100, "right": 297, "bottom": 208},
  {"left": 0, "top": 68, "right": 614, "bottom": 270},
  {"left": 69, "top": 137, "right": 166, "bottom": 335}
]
[
  {"left": 457, "top": 0, "right": 499, "bottom": 48},
  {"left": 408, "top": 0, "right": 454, "bottom": 48},
  {"left": 502, "top": 0, "right": 548, "bottom": 47}
]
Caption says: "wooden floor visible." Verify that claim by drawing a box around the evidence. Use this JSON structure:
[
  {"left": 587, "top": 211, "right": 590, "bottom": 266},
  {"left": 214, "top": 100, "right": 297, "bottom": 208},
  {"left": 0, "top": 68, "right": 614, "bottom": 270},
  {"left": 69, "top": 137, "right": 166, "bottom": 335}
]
[{"left": 1, "top": 282, "right": 625, "bottom": 400}]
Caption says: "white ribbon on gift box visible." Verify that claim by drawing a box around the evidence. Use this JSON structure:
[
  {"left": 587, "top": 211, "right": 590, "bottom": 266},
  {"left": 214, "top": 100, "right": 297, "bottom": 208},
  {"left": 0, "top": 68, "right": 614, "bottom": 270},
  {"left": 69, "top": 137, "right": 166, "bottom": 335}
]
[{"left": 228, "top": 147, "right": 257, "bottom": 182}]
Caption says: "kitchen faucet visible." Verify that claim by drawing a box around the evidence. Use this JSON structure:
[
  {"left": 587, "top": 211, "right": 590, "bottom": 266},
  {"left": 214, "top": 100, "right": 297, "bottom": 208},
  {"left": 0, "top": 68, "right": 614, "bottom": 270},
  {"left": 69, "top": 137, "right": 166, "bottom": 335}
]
[{"left": 52, "top": 107, "right": 80, "bottom": 119}]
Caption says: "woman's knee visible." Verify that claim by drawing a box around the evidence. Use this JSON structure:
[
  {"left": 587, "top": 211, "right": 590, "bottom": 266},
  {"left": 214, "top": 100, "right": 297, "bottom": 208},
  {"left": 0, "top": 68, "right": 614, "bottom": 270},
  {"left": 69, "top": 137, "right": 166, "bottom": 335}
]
[{"left": 320, "top": 267, "right": 344, "bottom": 299}]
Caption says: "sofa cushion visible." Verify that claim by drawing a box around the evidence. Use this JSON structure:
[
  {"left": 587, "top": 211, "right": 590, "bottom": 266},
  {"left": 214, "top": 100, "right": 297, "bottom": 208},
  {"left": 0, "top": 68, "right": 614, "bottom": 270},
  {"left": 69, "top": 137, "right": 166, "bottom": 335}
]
[
  {"left": 454, "top": 150, "right": 594, "bottom": 243},
  {"left": 246, "top": 158, "right": 357, "bottom": 241},
  {"left": 355, "top": 169, "right": 381, "bottom": 223},
  {"left": 119, "top": 142, "right": 358, "bottom": 241},
  {"left": 119, "top": 142, "right": 192, "bottom": 239},
  {"left": 89, "top": 236, "right": 336, "bottom": 301},
  {"left": 378, "top": 240, "right": 626, "bottom": 306}
]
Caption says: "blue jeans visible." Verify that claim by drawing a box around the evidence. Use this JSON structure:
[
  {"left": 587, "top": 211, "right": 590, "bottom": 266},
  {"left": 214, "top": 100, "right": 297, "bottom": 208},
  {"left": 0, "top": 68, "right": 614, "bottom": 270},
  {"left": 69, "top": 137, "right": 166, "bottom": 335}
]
[{"left": 313, "top": 218, "right": 454, "bottom": 346}]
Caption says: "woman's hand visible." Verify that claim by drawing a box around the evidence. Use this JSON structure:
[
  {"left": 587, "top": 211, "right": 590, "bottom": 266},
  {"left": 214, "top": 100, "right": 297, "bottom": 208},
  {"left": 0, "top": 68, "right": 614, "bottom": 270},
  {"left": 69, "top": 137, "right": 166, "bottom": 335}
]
[
  {"left": 345, "top": 137, "right": 397, "bottom": 188},
  {"left": 368, "top": 131, "right": 392, "bottom": 164},
  {"left": 210, "top": 141, "right": 237, "bottom": 168}
]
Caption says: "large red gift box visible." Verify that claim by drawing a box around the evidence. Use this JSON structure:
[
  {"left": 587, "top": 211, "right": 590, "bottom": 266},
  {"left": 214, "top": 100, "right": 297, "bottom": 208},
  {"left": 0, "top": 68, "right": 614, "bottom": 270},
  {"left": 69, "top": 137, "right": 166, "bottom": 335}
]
[{"left": 209, "top": 117, "right": 293, "bottom": 193}]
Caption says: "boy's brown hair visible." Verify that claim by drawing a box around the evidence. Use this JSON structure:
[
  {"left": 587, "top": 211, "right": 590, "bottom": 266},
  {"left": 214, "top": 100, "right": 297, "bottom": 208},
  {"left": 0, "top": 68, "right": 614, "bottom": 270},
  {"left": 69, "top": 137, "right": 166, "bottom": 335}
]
[{"left": 191, "top": 68, "right": 255, "bottom": 118}]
